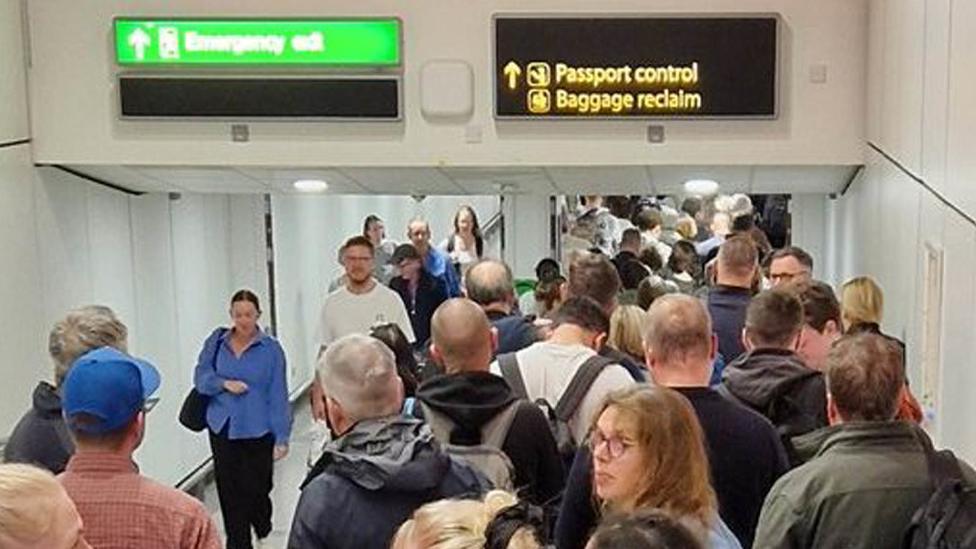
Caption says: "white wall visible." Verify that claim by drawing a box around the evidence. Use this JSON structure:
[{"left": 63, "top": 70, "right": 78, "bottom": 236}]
[
  {"left": 272, "top": 195, "right": 500, "bottom": 385},
  {"left": 796, "top": 0, "right": 976, "bottom": 462},
  {"left": 27, "top": 0, "right": 866, "bottom": 170}
]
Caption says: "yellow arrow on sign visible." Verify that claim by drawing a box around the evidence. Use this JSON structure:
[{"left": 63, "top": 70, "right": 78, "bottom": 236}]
[{"left": 503, "top": 61, "right": 522, "bottom": 90}]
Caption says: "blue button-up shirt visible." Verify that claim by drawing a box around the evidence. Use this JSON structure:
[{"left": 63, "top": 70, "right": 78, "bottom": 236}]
[
  {"left": 425, "top": 248, "right": 461, "bottom": 298},
  {"left": 194, "top": 327, "right": 291, "bottom": 445}
]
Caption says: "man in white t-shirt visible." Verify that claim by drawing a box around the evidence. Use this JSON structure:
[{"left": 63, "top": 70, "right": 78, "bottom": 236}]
[
  {"left": 311, "top": 235, "right": 414, "bottom": 420},
  {"left": 491, "top": 296, "right": 634, "bottom": 443}
]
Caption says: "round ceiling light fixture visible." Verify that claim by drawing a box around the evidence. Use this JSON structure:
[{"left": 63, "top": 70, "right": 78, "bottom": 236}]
[
  {"left": 293, "top": 179, "right": 329, "bottom": 193},
  {"left": 683, "top": 179, "right": 720, "bottom": 196}
]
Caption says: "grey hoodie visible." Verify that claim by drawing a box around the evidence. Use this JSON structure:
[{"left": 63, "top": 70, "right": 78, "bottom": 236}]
[
  {"left": 720, "top": 348, "right": 828, "bottom": 464},
  {"left": 288, "top": 417, "right": 485, "bottom": 549}
]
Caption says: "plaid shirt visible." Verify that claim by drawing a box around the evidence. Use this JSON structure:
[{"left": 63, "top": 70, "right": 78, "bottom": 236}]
[{"left": 60, "top": 452, "right": 221, "bottom": 549}]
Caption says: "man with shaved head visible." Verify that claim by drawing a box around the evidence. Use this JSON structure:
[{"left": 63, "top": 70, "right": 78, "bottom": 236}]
[
  {"left": 289, "top": 334, "right": 483, "bottom": 549},
  {"left": 465, "top": 259, "right": 538, "bottom": 356},
  {"left": 556, "top": 295, "right": 788, "bottom": 549},
  {"left": 416, "top": 299, "right": 563, "bottom": 504}
]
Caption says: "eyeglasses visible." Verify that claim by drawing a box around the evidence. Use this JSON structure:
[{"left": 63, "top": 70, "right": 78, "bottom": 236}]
[
  {"left": 589, "top": 430, "right": 633, "bottom": 460},
  {"left": 143, "top": 397, "right": 160, "bottom": 413}
]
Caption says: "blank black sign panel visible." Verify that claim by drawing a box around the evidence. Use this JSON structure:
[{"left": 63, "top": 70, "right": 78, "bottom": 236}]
[
  {"left": 119, "top": 77, "right": 400, "bottom": 119},
  {"left": 494, "top": 16, "right": 778, "bottom": 119}
]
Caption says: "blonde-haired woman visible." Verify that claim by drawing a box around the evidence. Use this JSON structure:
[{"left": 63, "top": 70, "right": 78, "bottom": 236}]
[
  {"left": 608, "top": 305, "right": 647, "bottom": 365},
  {"left": 392, "top": 490, "right": 541, "bottom": 549},
  {"left": 840, "top": 276, "right": 923, "bottom": 423},
  {"left": 589, "top": 386, "right": 741, "bottom": 548}
]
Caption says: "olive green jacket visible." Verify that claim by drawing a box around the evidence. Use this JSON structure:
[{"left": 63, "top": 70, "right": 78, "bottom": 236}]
[{"left": 753, "top": 421, "right": 974, "bottom": 549}]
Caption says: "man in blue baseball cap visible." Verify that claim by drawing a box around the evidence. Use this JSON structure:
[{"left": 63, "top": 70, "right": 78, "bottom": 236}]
[{"left": 59, "top": 347, "right": 221, "bottom": 549}]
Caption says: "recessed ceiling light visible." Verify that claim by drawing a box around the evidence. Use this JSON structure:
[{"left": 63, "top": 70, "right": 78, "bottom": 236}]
[
  {"left": 683, "top": 179, "right": 719, "bottom": 196},
  {"left": 293, "top": 179, "right": 329, "bottom": 193}
]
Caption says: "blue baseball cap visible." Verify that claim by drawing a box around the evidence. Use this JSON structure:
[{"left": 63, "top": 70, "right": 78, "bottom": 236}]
[{"left": 62, "top": 346, "right": 161, "bottom": 435}]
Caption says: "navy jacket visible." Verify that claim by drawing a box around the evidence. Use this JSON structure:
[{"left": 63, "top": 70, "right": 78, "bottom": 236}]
[
  {"left": 390, "top": 271, "right": 448, "bottom": 348},
  {"left": 288, "top": 418, "right": 485, "bottom": 549},
  {"left": 486, "top": 310, "right": 539, "bottom": 357},
  {"left": 707, "top": 285, "right": 753, "bottom": 363}
]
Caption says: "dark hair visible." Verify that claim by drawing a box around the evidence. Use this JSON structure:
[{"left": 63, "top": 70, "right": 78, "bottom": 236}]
[
  {"left": 827, "top": 333, "right": 904, "bottom": 421},
  {"left": 619, "top": 260, "right": 650, "bottom": 291},
  {"left": 567, "top": 253, "right": 621, "bottom": 311},
  {"left": 341, "top": 235, "right": 375, "bottom": 257},
  {"left": 639, "top": 246, "right": 664, "bottom": 273},
  {"left": 605, "top": 195, "right": 635, "bottom": 220},
  {"left": 746, "top": 289, "right": 804, "bottom": 348},
  {"left": 588, "top": 509, "right": 703, "bottom": 549},
  {"left": 634, "top": 208, "right": 664, "bottom": 232},
  {"left": 230, "top": 289, "right": 261, "bottom": 314},
  {"left": 637, "top": 277, "right": 671, "bottom": 311},
  {"left": 793, "top": 280, "right": 841, "bottom": 332},
  {"left": 535, "top": 258, "right": 561, "bottom": 283},
  {"left": 769, "top": 246, "right": 814, "bottom": 271},
  {"left": 551, "top": 296, "right": 610, "bottom": 335},
  {"left": 363, "top": 214, "right": 383, "bottom": 236},
  {"left": 534, "top": 276, "right": 565, "bottom": 316},
  {"left": 449, "top": 205, "right": 484, "bottom": 258},
  {"left": 680, "top": 197, "right": 703, "bottom": 218},
  {"left": 731, "top": 213, "right": 755, "bottom": 232},
  {"left": 369, "top": 323, "right": 419, "bottom": 397},
  {"left": 668, "top": 240, "right": 699, "bottom": 277},
  {"left": 620, "top": 228, "right": 642, "bottom": 250}
]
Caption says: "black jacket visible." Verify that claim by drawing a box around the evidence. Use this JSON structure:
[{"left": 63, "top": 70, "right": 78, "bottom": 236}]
[
  {"left": 289, "top": 417, "right": 485, "bottom": 549},
  {"left": 3, "top": 382, "right": 74, "bottom": 473},
  {"left": 554, "top": 387, "right": 789, "bottom": 549},
  {"left": 390, "top": 270, "right": 448, "bottom": 348},
  {"left": 707, "top": 285, "right": 753, "bottom": 363},
  {"left": 721, "top": 348, "right": 828, "bottom": 464},
  {"left": 416, "top": 372, "right": 565, "bottom": 505}
]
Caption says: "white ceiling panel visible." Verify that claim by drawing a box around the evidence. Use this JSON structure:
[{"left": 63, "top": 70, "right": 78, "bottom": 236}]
[
  {"left": 648, "top": 166, "right": 753, "bottom": 195},
  {"left": 64, "top": 165, "right": 177, "bottom": 193},
  {"left": 134, "top": 166, "right": 268, "bottom": 193},
  {"left": 238, "top": 167, "right": 368, "bottom": 194},
  {"left": 545, "top": 166, "right": 652, "bottom": 195},
  {"left": 342, "top": 167, "right": 465, "bottom": 195},
  {"left": 440, "top": 166, "right": 557, "bottom": 194},
  {"left": 751, "top": 165, "right": 858, "bottom": 194}
]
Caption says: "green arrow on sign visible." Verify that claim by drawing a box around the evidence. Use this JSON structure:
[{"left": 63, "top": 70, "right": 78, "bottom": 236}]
[{"left": 114, "top": 19, "right": 401, "bottom": 66}]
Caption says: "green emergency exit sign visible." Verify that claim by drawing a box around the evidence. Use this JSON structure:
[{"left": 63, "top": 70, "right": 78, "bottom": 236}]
[{"left": 114, "top": 19, "right": 401, "bottom": 66}]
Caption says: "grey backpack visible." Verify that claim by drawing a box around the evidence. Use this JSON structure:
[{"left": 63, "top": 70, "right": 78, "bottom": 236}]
[{"left": 421, "top": 401, "right": 520, "bottom": 491}]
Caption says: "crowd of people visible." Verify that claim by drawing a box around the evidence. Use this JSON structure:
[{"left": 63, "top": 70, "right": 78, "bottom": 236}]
[{"left": 1, "top": 194, "right": 972, "bottom": 549}]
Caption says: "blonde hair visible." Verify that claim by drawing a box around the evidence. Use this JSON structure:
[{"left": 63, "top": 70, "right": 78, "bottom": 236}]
[
  {"left": 49, "top": 305, "right": 127, "bottom": 385},
  {"left": 608, "top": 305, "right": 647, "bottom": 360},
  {"left": 675, "top": 217, "right": 698, "bottom": 240},
  {"left": 840, "top": 276, "right": 884, "bottom": 328},
  {"left": 591, "top": 386, "right": 717, "bottom": 527},
  {"left": 392, "top": 491, "right": 540, "bottom": 549},
  {"left": 0, "top": 464, "right": 65, "bottom": 543}
]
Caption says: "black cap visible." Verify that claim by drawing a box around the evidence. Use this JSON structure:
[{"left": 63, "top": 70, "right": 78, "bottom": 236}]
[{"left": 392, "top": 243, "right": 421, "bottom": 264}]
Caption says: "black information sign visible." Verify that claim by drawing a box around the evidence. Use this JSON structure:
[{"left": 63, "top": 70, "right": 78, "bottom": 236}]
[
  {"left": 494, "top": 16, "right": 778, "bottom": 119},
  {"left": 119, "top": 76, "right": 400, "bottom": 119}
]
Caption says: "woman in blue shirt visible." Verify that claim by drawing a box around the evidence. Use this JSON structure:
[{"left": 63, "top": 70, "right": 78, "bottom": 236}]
[{"left": 195, "top": 289, "right": 291, "bottom": 549}]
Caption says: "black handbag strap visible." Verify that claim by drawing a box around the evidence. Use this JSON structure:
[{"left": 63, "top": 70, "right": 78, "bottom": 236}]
[
  {"left": 555, "top": 355, "right": 615, "bottom": 421},
  {"left": 498, "top": 352, "right": 528, "bottom": 400}
]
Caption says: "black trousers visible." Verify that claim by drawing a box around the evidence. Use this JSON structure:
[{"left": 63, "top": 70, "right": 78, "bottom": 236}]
[{"left": 209, "top": 427, "right": 274, "bottom": 549}]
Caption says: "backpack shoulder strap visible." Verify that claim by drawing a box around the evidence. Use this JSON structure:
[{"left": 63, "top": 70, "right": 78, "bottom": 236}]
[
  {"left": 498, "top": 353, "right": 529, "bottom": 400},
  {"left": 482, "top": 400, "right": 522, "bottom": 449},
  {"left": 420, "top": 402, "right": 454, "bottom": 443},
  {"left": 555, "top": 354, "right": 615, "bottom": 421}
]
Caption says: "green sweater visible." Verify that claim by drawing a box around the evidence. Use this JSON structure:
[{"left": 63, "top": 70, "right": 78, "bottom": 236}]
[{"left": 754, "top": 422, "right": 973, "bottom": 549}]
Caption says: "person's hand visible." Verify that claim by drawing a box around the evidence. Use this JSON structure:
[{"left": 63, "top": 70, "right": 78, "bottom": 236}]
[
  {"left": 223, "top": 380, "right": 249, "bottom": 395},
  {"left": 273, "top": 445, "right": 289, "bottom": 461}
]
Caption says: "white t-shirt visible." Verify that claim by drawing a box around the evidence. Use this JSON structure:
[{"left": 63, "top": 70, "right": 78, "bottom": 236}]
[
  {"left": 490, "top": 341, "right": 635, "bottom": 442},
  {"left": 318, "top": 282, "right": 415, "bottom": 346}
]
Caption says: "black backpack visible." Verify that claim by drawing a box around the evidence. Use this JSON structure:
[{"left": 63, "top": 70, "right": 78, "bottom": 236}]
[
  {"left": 498, "top": 352, "right": 613, "bottom": 467},
  {"left": 904, "top": 429, "right": 976, "bottom": 548}
]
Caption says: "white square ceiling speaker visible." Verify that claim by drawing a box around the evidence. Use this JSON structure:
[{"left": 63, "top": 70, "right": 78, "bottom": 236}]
[{"left": 421, "top": 60, "right": 474, "bottom": 119}]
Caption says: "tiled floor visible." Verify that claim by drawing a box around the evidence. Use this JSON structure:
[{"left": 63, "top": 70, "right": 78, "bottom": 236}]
[{"left": 202, "top": 403, "right": 323, "bottom": 548}]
